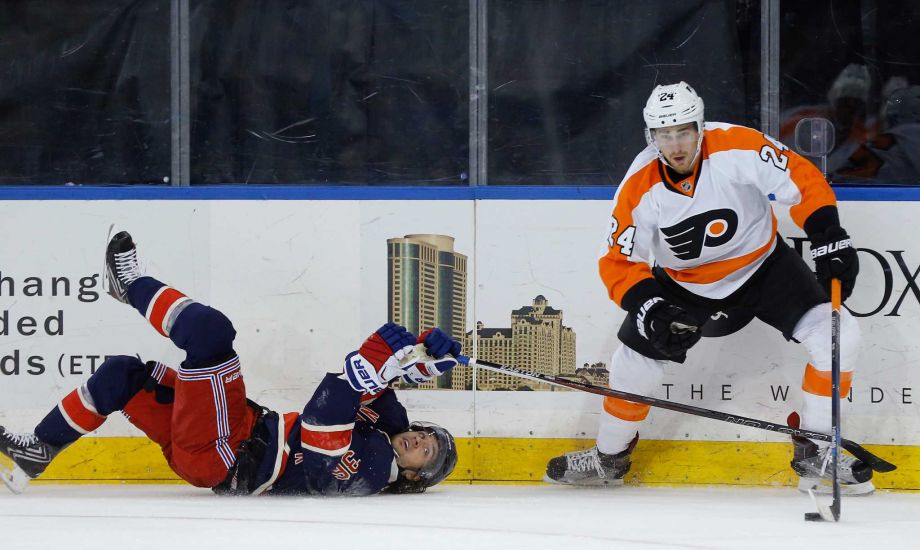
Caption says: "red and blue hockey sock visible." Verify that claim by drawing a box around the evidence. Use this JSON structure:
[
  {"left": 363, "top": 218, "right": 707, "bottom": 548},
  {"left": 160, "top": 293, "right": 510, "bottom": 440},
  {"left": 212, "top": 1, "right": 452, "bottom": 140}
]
[
  {"left": 34, "top": 386, "right": 105, "bottom": 448},
  {"left": 126, "top": 277, "right": 194, "bottom": 338},
  {"left": 34, "top": 355, "right": 154, "bottom": 447},
  {"left": 125, "top": 278, "right": 236, "bottom": 366}
]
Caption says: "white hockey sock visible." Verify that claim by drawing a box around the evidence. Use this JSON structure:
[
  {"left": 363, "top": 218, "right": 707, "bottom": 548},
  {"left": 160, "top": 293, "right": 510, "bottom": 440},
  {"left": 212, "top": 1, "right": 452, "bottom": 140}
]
[{"left": 597, "top": 416, "right": 640, "bottom": 455}]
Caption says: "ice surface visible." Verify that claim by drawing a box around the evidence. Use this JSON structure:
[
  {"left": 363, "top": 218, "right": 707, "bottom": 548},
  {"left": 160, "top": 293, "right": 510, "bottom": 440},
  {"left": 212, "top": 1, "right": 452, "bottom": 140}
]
[{"left": 0, "top": 483, "right": 917, "bottom": 549}]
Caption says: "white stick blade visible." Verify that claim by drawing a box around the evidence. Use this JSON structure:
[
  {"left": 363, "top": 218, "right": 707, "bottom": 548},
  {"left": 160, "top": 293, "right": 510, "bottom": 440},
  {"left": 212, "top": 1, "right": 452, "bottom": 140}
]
[
  {"left": 806, "top": 487, "right": 835, "bottom": 522},
  {"left": 0, "top": 461, "right": 30, "bottom": 494}
]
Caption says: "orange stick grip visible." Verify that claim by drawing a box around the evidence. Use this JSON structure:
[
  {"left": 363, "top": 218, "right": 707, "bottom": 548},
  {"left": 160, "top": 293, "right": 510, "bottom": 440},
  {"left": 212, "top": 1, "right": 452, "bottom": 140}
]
[{"left": 831, "top": 278, "right": 841, "bottom": 310}]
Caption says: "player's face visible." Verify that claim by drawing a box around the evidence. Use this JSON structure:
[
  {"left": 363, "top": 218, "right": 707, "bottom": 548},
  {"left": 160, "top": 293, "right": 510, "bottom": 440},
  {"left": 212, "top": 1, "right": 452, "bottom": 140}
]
[
  {"left": 652, "top": 122, "right": 699, "bottom": 174},
  {"left": 392, "top": 430, "right": 440, "bottom": 476}
]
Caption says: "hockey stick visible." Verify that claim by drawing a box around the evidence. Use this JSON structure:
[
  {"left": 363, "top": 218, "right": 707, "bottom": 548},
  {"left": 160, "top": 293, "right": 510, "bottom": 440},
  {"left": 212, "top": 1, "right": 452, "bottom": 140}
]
[
  {"left": 0, "top": 458, "right": 30, "bottom": 494},
  {"left": 455, "top": 354, "right": 896, "bottom": 474},
  {"left": 805, "top": 279, "right": 843, "bottom": 522}
]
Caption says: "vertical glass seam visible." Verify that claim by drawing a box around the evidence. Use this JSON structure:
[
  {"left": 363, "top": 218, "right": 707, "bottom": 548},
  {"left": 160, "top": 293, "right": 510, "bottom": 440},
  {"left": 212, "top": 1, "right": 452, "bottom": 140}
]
[
  {"left": 760, "top": 0, "right": 780, "bottom": 137},
  {"left": 170, "top": 0, "right": 191, "bottom": 186},
  {"left": 469, "top": 0, "right": 488, "bottom": 187}
]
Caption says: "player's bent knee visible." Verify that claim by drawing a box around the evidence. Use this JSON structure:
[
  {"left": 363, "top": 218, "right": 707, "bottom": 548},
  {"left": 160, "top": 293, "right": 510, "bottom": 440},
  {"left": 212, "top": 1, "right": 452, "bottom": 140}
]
[
  {"left": 839, "top": 308, "right": 861, "bottom": 368},
  {"left": 609, "top": 345, "right": 667, "bottom": 394},
  {"left": 794, "top": 302, "right": 861, "bottom": 372},
  {"left": 85, "top": 355, "right": 150, "bottom": 415},
  {"left": 171, "top": 303, "right": 238, "bottom": 364}
]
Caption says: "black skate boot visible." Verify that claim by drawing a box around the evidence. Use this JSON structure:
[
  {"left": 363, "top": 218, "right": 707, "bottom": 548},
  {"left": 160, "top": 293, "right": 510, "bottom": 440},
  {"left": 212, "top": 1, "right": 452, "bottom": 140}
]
[
  {"left": 544, "top": 434, "right": 637, "bottom": 486},
  {"left": 0, "top": 426, "right": 62, "bottom": 494},
  {"left": 787, "top": 411, "right": 874, "bottom": 495},
  {"left": 104, "top": 228, "right": 143, "bottom": 303},
  {"left": 791, "top": 435, "right": 874, "bottom": 496}
]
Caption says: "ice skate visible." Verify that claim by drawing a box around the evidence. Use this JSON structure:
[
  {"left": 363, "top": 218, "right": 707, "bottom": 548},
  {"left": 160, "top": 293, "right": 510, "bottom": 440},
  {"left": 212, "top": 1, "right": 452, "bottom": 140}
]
[
  {"left": 792, "top": 435, "right": 875, "bottom": 496},
  {"left": 0, "top": 426, "right": 60, "bottom": 494},
  {"left": 104, "top": 227, "right": 143, "bottom": 303},
  {"left": 544, "top": 438, "right": 634, "bottom": 486}
]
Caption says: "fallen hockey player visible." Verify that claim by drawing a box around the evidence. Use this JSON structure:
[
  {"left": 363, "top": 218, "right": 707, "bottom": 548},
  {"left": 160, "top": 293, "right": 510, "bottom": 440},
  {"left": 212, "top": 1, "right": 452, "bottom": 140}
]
[{"left": 1, "top": 230, "right": 458, "bottom": 496}]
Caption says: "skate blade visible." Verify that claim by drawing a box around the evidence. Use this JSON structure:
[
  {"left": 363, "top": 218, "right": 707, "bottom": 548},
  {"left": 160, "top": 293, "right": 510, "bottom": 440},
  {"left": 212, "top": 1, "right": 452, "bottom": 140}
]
[
  {"left": 102, "top": 224, "right": 116, "bottom": 296},
  {"left": 542, "top": 473, "right": 625, "bottom": 487},
  {"left": 0, "top": 460, "right": 30, "bottom": 494},
  {"left": 798, "top": 477, "right": 875, "bottom": 496}
]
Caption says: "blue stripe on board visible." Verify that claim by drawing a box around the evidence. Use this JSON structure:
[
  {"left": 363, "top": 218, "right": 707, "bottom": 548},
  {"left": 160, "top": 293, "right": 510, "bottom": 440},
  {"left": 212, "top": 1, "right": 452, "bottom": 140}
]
[{"left": 0, "top": 184, "right": 918, "bottom": 201}]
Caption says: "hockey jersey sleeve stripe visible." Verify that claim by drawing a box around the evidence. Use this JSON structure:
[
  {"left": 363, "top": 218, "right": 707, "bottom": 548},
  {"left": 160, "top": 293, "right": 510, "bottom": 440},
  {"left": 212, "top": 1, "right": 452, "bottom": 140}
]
[
  {"left": 603, "top": 395, "right": 651, "bottom": 422},
  {"left": 300, "top": 433, "right": 351, "bottom": 456},
  {"left": 301, "top": 421, "right": 356, "bottom": 432},
  {"left": 599, "top": 162, "right": 658, "bottom": 308},
  {"left": 663, "top": 215, "right": 777, "bottom": 284},
  {"left": 301, "top": 421, "right": 354, "bottom": 455},
  {"left": 802, "top": 362, "right": 854, "bottom": 397},
  {"left": 59, "top": 388, "right": 106, "bottom": 434},
  {"left": 705, "top": 125, "right": 836, "bottom": 227}
]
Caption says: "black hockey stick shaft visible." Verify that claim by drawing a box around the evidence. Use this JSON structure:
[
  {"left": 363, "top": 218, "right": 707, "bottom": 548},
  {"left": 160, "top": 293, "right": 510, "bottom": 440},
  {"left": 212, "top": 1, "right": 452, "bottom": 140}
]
[
  {"left": 830, "top": 278, "right": 842, "bottom": 520},
  {"left": 457, "top": 355, "right": 895, "bottom": 474}
]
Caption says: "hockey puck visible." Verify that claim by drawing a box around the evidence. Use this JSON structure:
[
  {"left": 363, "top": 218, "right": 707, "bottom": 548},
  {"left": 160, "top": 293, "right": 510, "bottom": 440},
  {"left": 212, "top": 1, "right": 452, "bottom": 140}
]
[{"left": 804, "top": 512, "right": 824, "bottom": 522}]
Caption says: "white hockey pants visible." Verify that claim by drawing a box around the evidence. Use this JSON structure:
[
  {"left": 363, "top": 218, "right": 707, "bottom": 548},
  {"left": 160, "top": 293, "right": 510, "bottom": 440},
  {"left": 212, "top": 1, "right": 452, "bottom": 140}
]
[{"left": 596, "top": 303, "right": 860, "bottom": 454}]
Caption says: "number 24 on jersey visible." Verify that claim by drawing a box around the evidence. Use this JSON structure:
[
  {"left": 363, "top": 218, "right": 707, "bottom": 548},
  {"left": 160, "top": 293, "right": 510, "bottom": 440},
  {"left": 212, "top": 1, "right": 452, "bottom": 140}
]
[{"left": 606, "top": 217, "right": 636, "bottom": 257}]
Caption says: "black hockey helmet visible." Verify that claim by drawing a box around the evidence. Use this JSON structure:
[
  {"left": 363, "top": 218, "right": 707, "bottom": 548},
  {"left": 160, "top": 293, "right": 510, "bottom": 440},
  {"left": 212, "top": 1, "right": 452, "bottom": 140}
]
[
  {"left": 409, "top": 421, "right": 457, "bottom": 486},
  {"left": 386, "top": 421, "right": 457, "bottom": 494}
]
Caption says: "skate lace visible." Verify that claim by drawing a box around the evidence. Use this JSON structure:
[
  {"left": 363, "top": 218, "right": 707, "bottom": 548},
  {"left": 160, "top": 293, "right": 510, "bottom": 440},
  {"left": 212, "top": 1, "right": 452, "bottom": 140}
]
[
  {"left": 817, "top": 445, "right": 860, "bottom": 475},
  {"left": 114, "top": 249, "right": 142, "bottom": 285},
  {"left": 566, "top": 447, "right": 606, "bottom": 478},
  {"left": 4, "top": 432, "right": 38, "bottom": 448}
]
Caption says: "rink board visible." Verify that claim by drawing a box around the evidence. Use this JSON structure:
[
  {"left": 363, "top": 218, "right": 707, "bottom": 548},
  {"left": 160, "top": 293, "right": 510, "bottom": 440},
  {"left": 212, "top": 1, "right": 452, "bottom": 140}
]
[
  {"left": 29, "top": 436, "right": 918, "bottom": 489},
  {"left": 1, "top": 188, "right": 919, "bottom": 488}
]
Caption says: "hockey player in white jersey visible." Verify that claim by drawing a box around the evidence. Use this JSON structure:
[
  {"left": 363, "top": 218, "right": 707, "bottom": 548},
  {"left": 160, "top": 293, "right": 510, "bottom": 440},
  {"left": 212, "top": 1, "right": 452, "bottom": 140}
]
[{"left": 545, "top": 82, "right": 870, "bottom": 495}]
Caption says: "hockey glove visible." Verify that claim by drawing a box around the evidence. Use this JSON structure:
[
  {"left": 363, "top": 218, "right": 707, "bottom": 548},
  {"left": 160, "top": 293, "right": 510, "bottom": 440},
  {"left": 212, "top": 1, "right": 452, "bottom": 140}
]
[
  {"left": 343, "top": 323, "right": 417, "bottom": 395},
  {"left": 418, "top": 327, "right": 461, "bottom": 359},
  {"left": 636, "top": 297, "right": 702, "bottom": 359},
  {"left": 399, "top": 328, "right": 462, "bottom": 384},
  {"left": 810, "top": 225, "right": 859, "bottom": 301}
]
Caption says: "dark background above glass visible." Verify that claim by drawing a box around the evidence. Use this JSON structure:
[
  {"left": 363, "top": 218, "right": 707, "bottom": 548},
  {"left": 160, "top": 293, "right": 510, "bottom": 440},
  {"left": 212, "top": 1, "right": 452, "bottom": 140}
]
[
  {"left": 1, "top": 0, "right": 918, "bottom": 186},
  {"left": 190, "top": 0, "right": 469, "bottom": 185},
  {"left": 780, "top": 0, "right": 920, "bottom": 185},
  {"left": 487, "top": 0, "right": 760, "bottom": 185},
  {"left": 0, "top": 1, "right": 171, "bottom": 185}
]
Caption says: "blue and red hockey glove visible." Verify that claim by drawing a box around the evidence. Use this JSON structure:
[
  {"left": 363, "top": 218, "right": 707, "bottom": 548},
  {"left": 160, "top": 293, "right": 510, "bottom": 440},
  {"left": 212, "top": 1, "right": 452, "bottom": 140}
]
[
  {"left": 343, "top": 323, "right": 417, "bottom": 394},
  {"left": 399, "top": 328, "right": 462, "bottom": 384}
]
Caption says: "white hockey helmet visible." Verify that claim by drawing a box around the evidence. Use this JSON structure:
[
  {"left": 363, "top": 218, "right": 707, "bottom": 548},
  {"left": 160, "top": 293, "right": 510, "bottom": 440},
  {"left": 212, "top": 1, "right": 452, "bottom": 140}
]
[
  {"left": 643, "top": 82, "right": 705, "bottom": 170},
  {"left": 827, "top": 63, "right": 870, "bottom": 105}
]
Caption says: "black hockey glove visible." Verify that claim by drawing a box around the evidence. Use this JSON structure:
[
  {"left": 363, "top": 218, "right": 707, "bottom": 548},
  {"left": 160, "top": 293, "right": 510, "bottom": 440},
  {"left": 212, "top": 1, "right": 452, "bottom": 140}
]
[
  {"left": 636, "top": 297, "right": 702, "bottom": 359},
  {"left": 809, "top": 225, "right": 858, "bottom": 301}
]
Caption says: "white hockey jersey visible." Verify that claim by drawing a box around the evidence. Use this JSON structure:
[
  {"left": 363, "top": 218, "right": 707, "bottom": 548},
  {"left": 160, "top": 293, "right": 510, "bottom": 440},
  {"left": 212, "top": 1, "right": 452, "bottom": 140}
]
[{"left": 600, "top": 122, "right": 837, "bottom": 305}]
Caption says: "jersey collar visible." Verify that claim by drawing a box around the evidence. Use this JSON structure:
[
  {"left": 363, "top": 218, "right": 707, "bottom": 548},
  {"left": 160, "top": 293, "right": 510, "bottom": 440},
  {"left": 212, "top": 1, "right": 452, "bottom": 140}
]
[{"left": 658, "top": 141, "right": 707, "bottom": 198}]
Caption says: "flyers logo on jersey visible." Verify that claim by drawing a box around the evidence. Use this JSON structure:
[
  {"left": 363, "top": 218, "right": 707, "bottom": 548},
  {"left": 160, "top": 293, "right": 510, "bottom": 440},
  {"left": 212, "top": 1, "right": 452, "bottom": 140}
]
[{"left": 660, "top": 209, "right": 739, "bottom": 260}]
